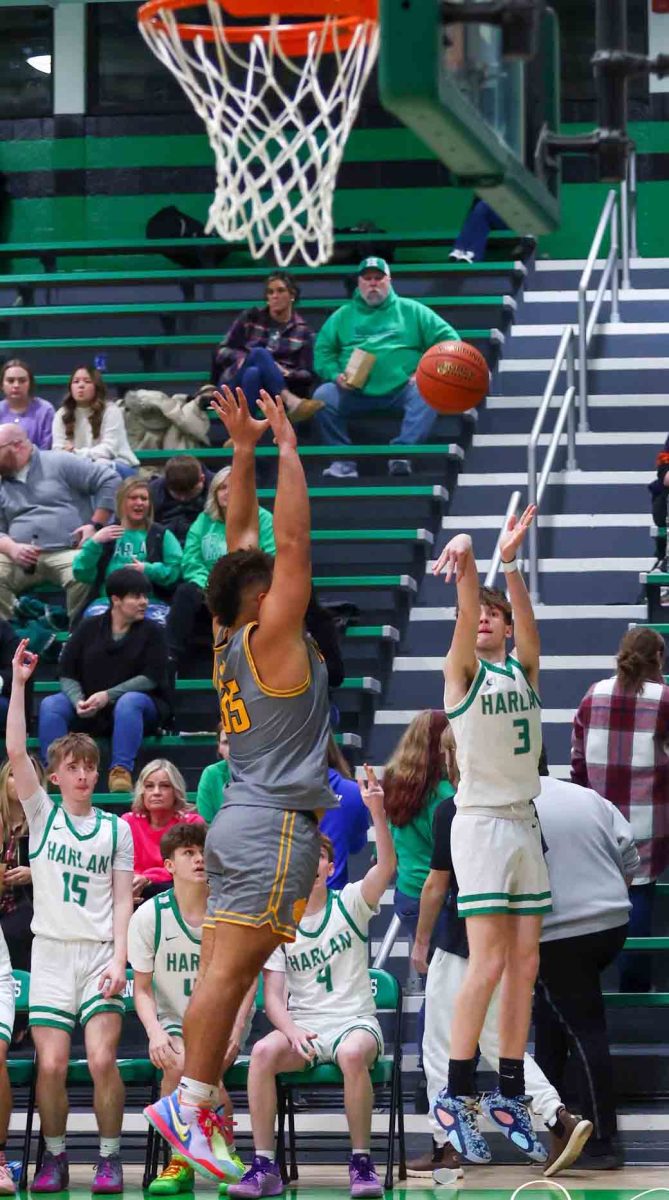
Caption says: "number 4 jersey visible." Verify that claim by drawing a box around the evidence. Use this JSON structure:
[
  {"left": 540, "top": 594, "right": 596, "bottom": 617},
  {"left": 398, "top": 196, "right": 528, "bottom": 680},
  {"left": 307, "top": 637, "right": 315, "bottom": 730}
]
[
  {"left": 264, "top": 881, "right": 378, "bottom": 1025},
  {"left": 445, "top": 655, "right": 542, "bottom": 809},
  {"left": 26, "top": 787, "right": 134, "bottom": 941},
  {"left": 128, "top": 890, "right": 201, "bottom": 1035}
]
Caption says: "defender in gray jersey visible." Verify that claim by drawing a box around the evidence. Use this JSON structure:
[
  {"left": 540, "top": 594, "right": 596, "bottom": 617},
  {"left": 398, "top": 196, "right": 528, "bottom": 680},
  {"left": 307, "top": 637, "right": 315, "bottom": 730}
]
[
  {"left": 430, "top": 508, "right": 552, "bottom": 1167},
  {"left": 145, "top": 388, "right": 336, "bottom": 1184}
]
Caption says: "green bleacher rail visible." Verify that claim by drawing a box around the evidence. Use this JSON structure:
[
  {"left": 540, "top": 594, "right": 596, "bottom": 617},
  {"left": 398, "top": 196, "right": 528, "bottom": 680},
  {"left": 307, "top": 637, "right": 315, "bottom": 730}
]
[
  {"left": 0, "top": 296, "right": 510, "bottom": 322},
  {"left": 0, "top": 263, "right": 523, "bottom": 287},
  {"left": 135, "top": 444, "right": 463, "bottom": 463}
]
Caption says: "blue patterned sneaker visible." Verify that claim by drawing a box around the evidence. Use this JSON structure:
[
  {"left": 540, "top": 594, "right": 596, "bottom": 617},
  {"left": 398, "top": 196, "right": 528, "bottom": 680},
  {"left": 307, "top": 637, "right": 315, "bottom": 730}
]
[
  {"left": 144, "top": 1092, "right": 244, "bottom": 1183},
  {"left": 432, "top": 1091, "right": 491, "bottom": 1164},
  {"left": 480, "top": 1089, "right": 548, "bottom": 1163}
]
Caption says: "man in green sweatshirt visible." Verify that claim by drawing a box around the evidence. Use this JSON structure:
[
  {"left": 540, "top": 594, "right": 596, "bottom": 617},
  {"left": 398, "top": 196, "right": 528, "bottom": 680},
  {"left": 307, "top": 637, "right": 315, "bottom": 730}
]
[{"left": 313, "top": 257, "right": 460, "bottom": 479}]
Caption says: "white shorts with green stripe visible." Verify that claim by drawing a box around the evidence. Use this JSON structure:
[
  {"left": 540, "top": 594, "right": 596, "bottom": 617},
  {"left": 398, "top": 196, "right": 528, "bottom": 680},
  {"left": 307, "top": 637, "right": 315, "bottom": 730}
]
[
  {"left": 0, "top": 973, "right": 14, "bottom": 1046},
  {"left": 29, "top": 936, "right": 126, "bottom": 1033},
  {"left": 452, "top": 806, "right": 552, "bottom": 918},
  {"left": 308, "top": 1016, "right": 383, "bottom": 1066}
]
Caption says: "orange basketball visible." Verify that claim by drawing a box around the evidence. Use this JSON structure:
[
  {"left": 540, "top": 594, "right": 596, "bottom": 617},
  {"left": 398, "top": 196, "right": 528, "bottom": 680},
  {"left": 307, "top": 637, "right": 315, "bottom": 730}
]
[{"left": 416, "top": 340, "right": 489, "bottom": 414}]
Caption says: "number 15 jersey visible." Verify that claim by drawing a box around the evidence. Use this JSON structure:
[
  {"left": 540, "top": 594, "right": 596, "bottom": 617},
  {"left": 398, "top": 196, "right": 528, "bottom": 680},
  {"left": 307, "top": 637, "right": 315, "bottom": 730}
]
[
  {"left": 26, "top": 787, "right": 134, "bottom": 942},
  {"left": 445, "top": 655, "right": 542, "bottom": 809}
]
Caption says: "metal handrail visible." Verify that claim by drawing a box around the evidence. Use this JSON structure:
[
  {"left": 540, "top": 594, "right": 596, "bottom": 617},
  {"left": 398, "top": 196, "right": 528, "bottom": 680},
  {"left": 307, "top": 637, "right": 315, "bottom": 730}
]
[
  {"left": 620, "top": 147, "right": 637, "bottom": 291},
  {"left": 527, "top": 325, "right": 577, "bottom": 603},
  {"left": 578, "top": 188, "right": 621, "bottom": 432},
  {"left": 485, "top": 490, "right": 522, "bottom": 586}
]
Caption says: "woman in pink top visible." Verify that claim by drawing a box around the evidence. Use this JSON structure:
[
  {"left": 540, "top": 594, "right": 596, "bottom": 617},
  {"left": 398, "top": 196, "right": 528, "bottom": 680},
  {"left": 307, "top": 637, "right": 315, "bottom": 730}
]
[{"left": 123, "top": 758, "right": 204, "bottom": 904}]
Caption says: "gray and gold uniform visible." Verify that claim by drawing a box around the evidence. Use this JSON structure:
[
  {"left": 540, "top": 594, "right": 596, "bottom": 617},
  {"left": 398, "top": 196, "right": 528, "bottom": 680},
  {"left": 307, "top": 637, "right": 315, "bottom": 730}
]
[
  {"left": 206, "top": 622, "right": 337, "bottom": 941},
  {"left": 445, "top": 656, "right": 551, "bottom": 918}
]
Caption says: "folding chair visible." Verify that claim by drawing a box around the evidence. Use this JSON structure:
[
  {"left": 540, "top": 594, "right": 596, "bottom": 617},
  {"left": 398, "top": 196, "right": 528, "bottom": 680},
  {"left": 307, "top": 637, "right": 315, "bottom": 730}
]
[{"left": 7, "top": 971, "right": 34, "bottom": 1190}]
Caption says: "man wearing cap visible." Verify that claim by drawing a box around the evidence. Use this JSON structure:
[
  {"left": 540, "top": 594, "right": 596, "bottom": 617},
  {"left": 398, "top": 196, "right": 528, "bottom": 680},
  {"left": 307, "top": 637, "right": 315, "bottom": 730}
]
[{"left": 313, "top": 258, "right": 460, "bottom": 479}]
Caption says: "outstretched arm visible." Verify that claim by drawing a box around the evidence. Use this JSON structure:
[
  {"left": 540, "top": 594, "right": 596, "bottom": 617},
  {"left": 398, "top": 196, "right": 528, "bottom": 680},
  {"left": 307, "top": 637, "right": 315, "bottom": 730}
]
[
  {"left": 499, "top": 505, "right": 540, "bottom": 686},
  {"left": 432, "top": 533, "right": 480, "bottom": 705},
  {"left": 359, "top": 766, "right": 396, "bottom": 909},
  {"left": 209, "top": 386, "right": 269, "bottom": 552},
  {"left": 7, "top": 640, "right": 41, "bottom": 803}
]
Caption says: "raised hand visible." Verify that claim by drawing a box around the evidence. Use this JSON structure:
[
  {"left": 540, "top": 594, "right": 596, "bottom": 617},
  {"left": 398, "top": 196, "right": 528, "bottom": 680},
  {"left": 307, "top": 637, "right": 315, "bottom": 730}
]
[
  {"left": 432, "top": 533, "right": 473, "bottom": 584},
  {"left": 93, "top": 524, "right": 123, "bottom": 544},
  {"left": 209, "top": 386, "right": 269, "bottom": 448},
  {"left": 11, "top": 639, "right": 38, "bottom": 686},
  {"left": 257, "top": 390, "right": 297, "bottom": 451},
  {"left": 359, "top": 763, "right": 384, "bottom": 812},
  {"left": 499, "top": 504, "right": 536, "bottom": 563}
]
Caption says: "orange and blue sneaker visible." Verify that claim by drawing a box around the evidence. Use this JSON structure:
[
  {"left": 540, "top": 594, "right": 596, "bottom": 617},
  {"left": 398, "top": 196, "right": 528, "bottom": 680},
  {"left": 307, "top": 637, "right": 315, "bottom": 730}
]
[
  {"left": 480, "top": 1090, "right": 548, "bottom": 1163},
  {"left": 144, "top": 1092, "right": 244, "bottom": 1183},
  {"left": 432, "top": 1091, "right": 492, "bottom": 1165}
]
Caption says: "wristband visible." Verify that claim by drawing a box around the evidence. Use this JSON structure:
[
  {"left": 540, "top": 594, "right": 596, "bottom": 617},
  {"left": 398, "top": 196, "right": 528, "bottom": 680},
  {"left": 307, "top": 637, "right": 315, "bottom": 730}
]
[{"left": 501, "top": 558, "right": 519, "bottom": 574}]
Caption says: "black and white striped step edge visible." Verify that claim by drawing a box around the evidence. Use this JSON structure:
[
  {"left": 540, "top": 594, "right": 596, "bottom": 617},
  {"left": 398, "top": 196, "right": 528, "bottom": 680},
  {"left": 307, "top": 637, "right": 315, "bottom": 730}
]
[
  {"left": 442, "top": 513, "right": 648, "bottom": 528},
  {"left": 455, "top": 470, "right": 649, "bottom": 486},
  {"left": 512, "top": 321, "right": 669, "bottom": 336},
  {"left": 470, "top": 432, "right": 664, "bottom": 447},
  {"left": 487, "top": 393, "right": 669, "bottom": 408},
  {"left": 410, "top": 603, "right": 645, "bottom": 620},
  {"left": 500, "top": 356, "right": 669, "bottom": 373},
  {"left": 427, "top": 556, "right": 649, "bottom": 572}
]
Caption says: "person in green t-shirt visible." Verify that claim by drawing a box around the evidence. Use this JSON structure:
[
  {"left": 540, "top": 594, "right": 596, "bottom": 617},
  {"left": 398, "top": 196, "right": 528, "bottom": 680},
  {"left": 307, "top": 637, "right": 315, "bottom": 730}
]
[
  {"left": 72, "top": 476, "right": 182, "bottom": 624},
  {"left": 195, "top": 723, "right": 230, "bottom": 824},
  {"left": 384, "top": 710, "right": 458, "bottom": 1097}
]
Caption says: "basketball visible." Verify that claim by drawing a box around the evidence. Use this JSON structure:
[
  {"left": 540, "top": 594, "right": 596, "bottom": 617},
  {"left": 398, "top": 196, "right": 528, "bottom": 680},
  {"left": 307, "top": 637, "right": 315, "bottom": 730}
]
[{"left": 416, "top": 340, "right": 490, "bottom": 414}]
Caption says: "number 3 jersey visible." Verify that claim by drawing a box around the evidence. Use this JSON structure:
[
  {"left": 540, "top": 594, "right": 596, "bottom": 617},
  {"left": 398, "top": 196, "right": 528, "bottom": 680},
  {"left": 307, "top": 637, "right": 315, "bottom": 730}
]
[
  {"left": 445, "top": 655, "right": 542, "bottom": 810},
  {"left": 128, "top": 890, "right": 201, "bottom": 1034},
  {"left": 26, "top": 787, "right": 134, "bottom": 942},
  {"left": 265, "top": 881, "right": 378, "bottom": 1024},
  {"left": 213, "top": 622, "right": 337, "bottom": 813}
]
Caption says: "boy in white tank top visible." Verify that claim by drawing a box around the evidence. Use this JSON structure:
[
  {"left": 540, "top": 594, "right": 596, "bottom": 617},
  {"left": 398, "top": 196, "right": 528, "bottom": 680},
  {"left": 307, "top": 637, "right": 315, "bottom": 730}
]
[
  {"left": 430, "top": 508, "right": 552, "bottom": 1165},
  {"left": 228, "top": 767, "right": 395, "bottom": 1200},
  {"left": 7, "top": 640, "right": 134, "bottom": 1195},
  {"left": 129, "top": 822, "right": 254, "bottom": 1196}
]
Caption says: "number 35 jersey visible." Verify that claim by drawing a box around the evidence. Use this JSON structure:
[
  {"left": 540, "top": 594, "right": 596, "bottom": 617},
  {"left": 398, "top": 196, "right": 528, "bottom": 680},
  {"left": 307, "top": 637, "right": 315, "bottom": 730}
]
[
  {"left": 265, "top": 882, "right": 378, "bottom": 1024},
  {"left": 26, "top": 787, "right": 134, "bottom": 942},
  {"left": 213, "top": 621, "right": 337, "bottom": 813},
  {"left": 446, "top": 655, "right": 542, "bottom": 810}
]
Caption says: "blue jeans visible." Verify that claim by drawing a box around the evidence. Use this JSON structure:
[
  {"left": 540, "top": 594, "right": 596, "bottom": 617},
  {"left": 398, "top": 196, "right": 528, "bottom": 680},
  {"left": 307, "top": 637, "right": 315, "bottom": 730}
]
[
  {"left": 83, "top": 600, "right": 170, "bottom": 626},
  {"left": 394, "top": 888, "right": 451, "bottom": 1069},
  {"left": 230, "top": 347, "right": 286, "bottom": 408},
  {"left": 619, "top": 881, "right": 656, "bottom": 993},
  {"left": 38, "top": 691, "right": 159, "bottom": 772},
  {"left": 454, "top": 199, "right": 508, "bottom": 261},
  {"left": 314, "top": 378, "right": 438, "bottom": 447}
]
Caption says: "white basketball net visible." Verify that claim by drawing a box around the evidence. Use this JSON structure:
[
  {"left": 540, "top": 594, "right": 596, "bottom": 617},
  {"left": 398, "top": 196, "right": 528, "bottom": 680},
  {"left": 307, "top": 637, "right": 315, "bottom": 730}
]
[{"left": 139, "top": 2, "right": 379, "bottom": 265}]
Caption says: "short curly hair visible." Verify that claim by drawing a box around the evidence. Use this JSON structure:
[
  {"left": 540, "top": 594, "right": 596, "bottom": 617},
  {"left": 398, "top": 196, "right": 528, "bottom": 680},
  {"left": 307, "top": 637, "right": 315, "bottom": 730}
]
[{"left": 206, "top": 548, "right": 274, "bottom": 627}]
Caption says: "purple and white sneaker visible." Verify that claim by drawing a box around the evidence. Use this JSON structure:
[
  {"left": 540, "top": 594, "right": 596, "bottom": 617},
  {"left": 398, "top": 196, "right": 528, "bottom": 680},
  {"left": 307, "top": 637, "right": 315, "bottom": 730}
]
[
  {"left": 348, "top": 1154, "right": 383, "bottom": 1198},
  {"left": 227, "top": 1157, "right": 283, "bottom": 1199},
  {"left": 31, "top": 1151, "right": 69, "bottom": 1193},
  {"left": 92, "top": 1153, "right": 124, "bottom": 1194}
]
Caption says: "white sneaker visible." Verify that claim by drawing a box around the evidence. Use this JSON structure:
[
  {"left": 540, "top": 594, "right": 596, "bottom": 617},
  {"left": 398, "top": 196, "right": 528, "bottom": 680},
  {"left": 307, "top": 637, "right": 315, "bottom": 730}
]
[
  {"left": 448, "top": 249, "right": 475, "bottom": 263},
  {"left": 322, "top": 460, "right": 359, "bottom": 479}
]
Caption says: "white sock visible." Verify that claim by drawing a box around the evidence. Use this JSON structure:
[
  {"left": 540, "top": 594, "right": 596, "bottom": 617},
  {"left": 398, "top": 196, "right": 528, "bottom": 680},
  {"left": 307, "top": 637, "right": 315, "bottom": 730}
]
[
  {"left": 99, "top": 1138, "right": 121, "bottom": 1159},
  {"left": 255, "top": 1151, "right": 274, "bottom": 1162},
  {"left": 352, "top": 1149, "right": 370, "bottom": 1157},
  {"left": 45, "top": 1137, "right": 66, "bottom": 1157},
  {"left": 178, "top": 1077, "right": 218, "bottom": 1109}
]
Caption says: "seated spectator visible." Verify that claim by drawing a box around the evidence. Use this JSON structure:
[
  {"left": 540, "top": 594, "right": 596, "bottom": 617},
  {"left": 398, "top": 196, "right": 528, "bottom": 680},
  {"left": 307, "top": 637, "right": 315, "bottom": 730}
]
[
  {"left": 72, "top": 477, "right": 182, "bottom": 625},
  {"left": 212, "top": 271, "right": 322, "bottom": 424},
  {"left": 0, "top": 359, "right": 54, "bottom": 450},
  {"left": 123, "top": 760, "right": 204, "bottom": 904},
  {"left": 51, "top": 364, "right": 139, "bottom": 478},
  {"left": 0, "top": 425, "right": 117, "bottom": 625},
  {"left": 149, "top": 455, "right": 214, "bottom": 547},
  {"left": 313, "top": 258, "right": 460, "bottom": 479},
  {"left": 571, "top": 626, "right": 669, "bottom": 993},
  {"left": 37, "top": 567, "right": 173, "bottom": 794},
  {"left": 320, "top": 734, "right": 369, "bottom": 890},
  {"left": 648, "top": 433, "right": 669, "bottom": 570},
  {"left": 166, "top": 466, "right": 274, "bottom": 666},
  {"left": 448, "top": 199, "right": 507, "bottom": 264},
  {"left": 0, "top": 756, "right": 45, "bottom": 1030},
  {"left": 229, "top": 768, "right": 395, "bottom": 1200},
  {"left": 195, "top": 723, "right": 230, "bottom": 824}
]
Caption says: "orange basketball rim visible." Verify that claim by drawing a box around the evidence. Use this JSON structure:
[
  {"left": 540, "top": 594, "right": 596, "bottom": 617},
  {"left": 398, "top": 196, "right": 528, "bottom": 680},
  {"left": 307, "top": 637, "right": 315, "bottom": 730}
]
[{"left": 138, "top": 0, "right": 379, "bottom": 55}]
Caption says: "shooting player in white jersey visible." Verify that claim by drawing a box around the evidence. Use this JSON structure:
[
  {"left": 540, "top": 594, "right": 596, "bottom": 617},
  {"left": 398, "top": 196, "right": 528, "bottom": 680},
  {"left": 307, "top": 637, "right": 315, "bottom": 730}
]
[
  {"left": 228, "top": 767, "right": 395, "bottom": 1200},
  {"left": 129, "top": 822, "right": 254, "bottom": 1195},
  {"left": 7, "top": 640, "right": 134, "bottom": 1195},
  {"left": 429, "top": 508, "right": 552, "bottom": 1165}
]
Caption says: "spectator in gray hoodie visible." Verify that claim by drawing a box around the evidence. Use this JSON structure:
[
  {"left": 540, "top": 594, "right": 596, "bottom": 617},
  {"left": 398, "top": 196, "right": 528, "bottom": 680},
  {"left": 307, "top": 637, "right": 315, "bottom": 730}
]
[
  {"left": 0, "top": 424, "right": 118, "bottom": 623},
  {"left": 533, "top": 771, "right": 640, "bottom": 1171}
]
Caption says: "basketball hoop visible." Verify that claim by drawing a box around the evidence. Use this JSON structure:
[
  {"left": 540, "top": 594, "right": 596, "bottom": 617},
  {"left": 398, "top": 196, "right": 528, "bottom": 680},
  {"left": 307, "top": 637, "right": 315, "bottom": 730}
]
[{"left": 137, "top": 0, "right": 379, "bottom": 265}]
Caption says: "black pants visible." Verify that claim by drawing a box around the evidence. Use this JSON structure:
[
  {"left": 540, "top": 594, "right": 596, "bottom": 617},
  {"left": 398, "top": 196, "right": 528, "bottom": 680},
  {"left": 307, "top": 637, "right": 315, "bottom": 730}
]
[
  {"left": 534, "top": 923, "right": 628, "bottom": 1141},
  {"left": 166, "top": 580, "right": 207, "bottom": 662}
]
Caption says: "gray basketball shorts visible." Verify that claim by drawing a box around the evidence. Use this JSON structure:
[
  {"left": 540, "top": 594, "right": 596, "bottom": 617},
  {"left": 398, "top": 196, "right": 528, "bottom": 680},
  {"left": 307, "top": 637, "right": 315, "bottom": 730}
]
[{"left": 204, "top": 804, "right": 321, "bottom": 943}]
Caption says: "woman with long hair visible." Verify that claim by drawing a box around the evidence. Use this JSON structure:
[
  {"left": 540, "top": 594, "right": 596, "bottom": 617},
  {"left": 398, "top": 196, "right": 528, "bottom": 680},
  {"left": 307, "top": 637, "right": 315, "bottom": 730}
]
[
  {"left": 572, "top": 625, "right": 669, "bottom": 991},
  {"left": 72, "top": 476, "right": 182, "bottom": 623},
  {"left": 52, "top": 364, "right": 138, "bottom": 476},
  {"left": 319, "top": 734, "right": 370, "bottom": 890},
  {"left": 384, "top": 710, "right": 459, "bottom": 1096},
  {"left": 0, "top": 359, "right": 53, "bottom": 449},
  {"left": 123, "top": 759, "right": 204, "bottom": 904},
  {"left": 166, "top": 466, "right": 274, "bottom": 666}
]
